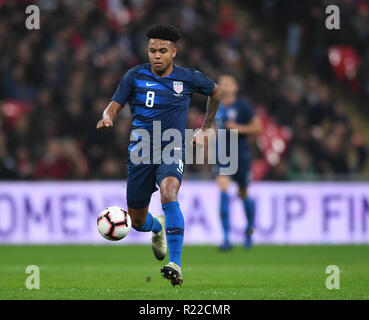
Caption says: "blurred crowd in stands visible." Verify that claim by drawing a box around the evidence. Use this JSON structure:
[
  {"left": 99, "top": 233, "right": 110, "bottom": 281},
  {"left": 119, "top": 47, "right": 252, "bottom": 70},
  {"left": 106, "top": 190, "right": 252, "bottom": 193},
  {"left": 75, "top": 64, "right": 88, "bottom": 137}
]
[
  {"left": 245, "top": 0, "right": 369, "bottom": 113},
  {"left": 0, "top": 0, "right": 368, "bottom": 181}
]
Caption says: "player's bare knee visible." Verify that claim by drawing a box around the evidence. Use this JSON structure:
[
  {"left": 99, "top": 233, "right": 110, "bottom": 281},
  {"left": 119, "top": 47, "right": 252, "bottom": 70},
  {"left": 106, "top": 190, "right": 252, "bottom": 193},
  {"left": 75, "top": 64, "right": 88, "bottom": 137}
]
[
  {"left": 161, "top": 189, "right": 177, "bottom": 204},
  {"left": 160, "top": 177, "right": 180, "bottom": 204},
  {"left": 238, "top": 188, "right": 247, "bottom": 199}
]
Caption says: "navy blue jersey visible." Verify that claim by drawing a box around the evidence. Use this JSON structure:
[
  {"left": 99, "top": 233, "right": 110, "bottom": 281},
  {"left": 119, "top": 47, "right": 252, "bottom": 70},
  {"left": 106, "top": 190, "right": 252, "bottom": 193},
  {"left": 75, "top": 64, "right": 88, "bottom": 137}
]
[
  {"left": 112, "top": 63, "right": 215, "bottom": 159},
  {"left": 215, "top": 98, "right": 255, "bottom": 158}
]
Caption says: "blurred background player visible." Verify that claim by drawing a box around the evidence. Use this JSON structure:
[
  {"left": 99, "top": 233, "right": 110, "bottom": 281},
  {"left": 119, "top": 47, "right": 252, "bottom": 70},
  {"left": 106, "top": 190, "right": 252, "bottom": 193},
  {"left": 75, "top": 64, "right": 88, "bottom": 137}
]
[
  {"left": 97, "top": 24, "right": 220, "bottom": 286},
  {"left": 215, "top": 74, "right": 262, "bottom": 250}
]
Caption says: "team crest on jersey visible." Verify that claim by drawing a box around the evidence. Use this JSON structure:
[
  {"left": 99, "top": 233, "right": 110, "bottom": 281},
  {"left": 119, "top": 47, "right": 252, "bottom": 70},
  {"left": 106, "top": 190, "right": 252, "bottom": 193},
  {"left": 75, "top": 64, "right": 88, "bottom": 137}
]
[{"left": 173, "top": 81, "right": 183, "bottom": 94}]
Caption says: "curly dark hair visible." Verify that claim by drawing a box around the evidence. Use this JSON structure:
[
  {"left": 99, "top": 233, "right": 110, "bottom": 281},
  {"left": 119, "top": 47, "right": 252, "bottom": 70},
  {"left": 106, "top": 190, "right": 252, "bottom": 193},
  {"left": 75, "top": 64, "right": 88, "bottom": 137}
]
[{"left": 146, "top": 24, "right": 181, "bottom": 43}]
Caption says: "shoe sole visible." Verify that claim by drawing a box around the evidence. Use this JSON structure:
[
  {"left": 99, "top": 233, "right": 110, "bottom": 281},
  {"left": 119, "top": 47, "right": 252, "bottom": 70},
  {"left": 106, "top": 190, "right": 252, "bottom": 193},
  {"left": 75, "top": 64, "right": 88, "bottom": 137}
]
[{"left": 161, "top": 266, "right": 183, "bottom": 286}]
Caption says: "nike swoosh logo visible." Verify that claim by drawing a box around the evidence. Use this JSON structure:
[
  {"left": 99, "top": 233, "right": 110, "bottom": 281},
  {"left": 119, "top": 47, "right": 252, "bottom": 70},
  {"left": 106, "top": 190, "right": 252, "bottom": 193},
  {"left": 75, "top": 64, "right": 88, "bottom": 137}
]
[
  {"left": 167, "top": 230, "right": 177, "bottom": 234},
  {"left": 146, "top": 82, "right": 157, "bottom": 86}
]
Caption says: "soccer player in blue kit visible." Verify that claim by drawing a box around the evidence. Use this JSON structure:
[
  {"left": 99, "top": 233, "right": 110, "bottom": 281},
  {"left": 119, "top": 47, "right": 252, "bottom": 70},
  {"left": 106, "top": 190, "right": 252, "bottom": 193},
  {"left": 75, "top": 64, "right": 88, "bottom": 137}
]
[
  {"left": 215, "top": 74, "right": 262, "bottom": 251},
  {"left": 96, "top": 24, "right": 221, "bottom": 286}
]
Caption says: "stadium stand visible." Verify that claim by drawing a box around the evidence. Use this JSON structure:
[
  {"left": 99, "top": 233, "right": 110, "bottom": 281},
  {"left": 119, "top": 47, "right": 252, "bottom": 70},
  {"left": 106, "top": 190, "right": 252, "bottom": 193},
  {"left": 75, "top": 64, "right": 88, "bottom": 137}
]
[{"left": 0, "top": 0, "right": 367, "bottom": 180}]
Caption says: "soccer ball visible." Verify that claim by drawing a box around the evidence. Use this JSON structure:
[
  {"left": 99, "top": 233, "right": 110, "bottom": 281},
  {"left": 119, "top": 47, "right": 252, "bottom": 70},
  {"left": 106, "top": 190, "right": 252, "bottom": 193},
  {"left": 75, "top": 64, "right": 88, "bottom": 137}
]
[{"left": 97, "top": 206, "right": 132, "bottom": 241}]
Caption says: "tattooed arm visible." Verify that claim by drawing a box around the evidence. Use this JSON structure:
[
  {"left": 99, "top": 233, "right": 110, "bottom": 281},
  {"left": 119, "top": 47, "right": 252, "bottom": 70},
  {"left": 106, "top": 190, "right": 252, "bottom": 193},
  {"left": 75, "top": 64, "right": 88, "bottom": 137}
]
[
  {"left": 201, "top": 84, "right": 221, "bottom": 130},
  {"left": 192, "top": 84, "right": 221, "bottom": 148}
]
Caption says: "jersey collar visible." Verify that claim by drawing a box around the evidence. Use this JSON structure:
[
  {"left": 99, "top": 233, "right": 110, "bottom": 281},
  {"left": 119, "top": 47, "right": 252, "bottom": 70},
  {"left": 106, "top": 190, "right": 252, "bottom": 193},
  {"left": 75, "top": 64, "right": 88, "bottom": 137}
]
[{"left": 145, "top": 63, "right": 176, "bottom": 79}]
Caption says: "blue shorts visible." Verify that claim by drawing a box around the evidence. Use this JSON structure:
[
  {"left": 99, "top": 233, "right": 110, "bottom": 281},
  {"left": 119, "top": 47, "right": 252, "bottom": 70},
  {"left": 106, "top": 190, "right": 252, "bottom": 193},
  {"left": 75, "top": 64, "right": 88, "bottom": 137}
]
[
  {"left": 215, "top": 155, "right": 252, "bottom": 189},
  {"left": 126, "top": 158, "right": 184, "bottom": 209},
  {"left": 231, "top": 159, "right": 252, "bottom": 189}
]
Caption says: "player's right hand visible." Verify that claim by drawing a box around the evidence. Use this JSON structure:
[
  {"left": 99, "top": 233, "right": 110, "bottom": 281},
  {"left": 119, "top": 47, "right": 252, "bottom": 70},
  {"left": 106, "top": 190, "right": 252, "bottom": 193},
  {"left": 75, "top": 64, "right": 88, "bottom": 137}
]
[
  {"left": 191, "top": 128, "right": 207, "bottom": 150},
  {"left": 96, "top": 119, "right": 113, "bottom": 130}
]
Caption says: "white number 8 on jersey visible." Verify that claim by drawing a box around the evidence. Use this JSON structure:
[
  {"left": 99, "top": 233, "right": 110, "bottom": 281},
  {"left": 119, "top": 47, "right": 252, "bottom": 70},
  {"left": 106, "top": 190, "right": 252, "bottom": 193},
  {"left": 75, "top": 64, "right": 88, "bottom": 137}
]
[{"left": 146, "top": 91, "right": 155, "bottom": 107}]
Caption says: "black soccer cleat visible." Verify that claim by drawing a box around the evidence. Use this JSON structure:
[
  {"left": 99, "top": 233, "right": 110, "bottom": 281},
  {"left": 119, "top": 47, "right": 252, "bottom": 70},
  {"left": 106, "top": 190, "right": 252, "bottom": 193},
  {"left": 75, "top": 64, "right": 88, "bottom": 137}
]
[{"left": 161, "top": 262, "right": 183, "bottom": 287}]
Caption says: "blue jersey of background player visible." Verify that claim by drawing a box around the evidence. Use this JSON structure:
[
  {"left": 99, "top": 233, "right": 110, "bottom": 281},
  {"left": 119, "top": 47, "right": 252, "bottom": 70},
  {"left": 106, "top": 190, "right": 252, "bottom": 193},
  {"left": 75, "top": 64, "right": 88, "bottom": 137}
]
[
  {"left": 214, "top": 74, "right": 262, "bottom": 251},
  {"left": 96, "top": 24, "right": 221, "bottom": 286}
]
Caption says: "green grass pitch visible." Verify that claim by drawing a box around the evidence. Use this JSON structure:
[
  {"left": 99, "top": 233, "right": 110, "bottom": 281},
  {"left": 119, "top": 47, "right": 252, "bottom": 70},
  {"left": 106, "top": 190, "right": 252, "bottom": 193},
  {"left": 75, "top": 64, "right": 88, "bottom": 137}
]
[{"left": 0, "top": 245, "right": 368, "bottom": 300}]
